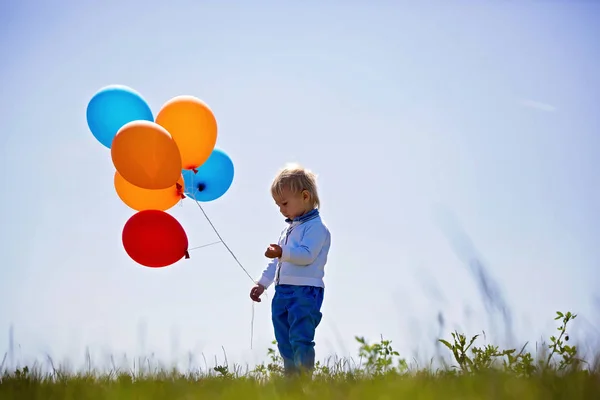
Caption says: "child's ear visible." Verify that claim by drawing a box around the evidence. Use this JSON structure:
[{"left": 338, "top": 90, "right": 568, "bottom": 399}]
[{"left": 302, "top": 190, "right": 310, "bottom": 201}]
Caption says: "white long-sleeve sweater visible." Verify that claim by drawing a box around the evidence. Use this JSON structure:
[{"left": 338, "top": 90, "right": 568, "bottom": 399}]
[{"left": 257, "top": 208, "right": 331, "bottom": 289}]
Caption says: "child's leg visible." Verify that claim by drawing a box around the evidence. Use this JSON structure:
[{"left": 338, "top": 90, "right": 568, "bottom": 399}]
[
  {"left": 287, "top": 285, "right": 324, "bottom": 373},
  {"left": 271, "top": 286, "right": 297, "bottom": 375}
]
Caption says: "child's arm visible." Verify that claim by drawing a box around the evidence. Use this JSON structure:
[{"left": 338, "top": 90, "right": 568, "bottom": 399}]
[
  {"left": 256, "top": 257, "right": 278, "bottom": 288},
  {"left": 280, "top": 223, "right": 329, "bottom": 266}
]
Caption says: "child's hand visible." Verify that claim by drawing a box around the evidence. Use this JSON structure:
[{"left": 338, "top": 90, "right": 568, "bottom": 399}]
[
  {"left": 265, "top": 244, "right": 282, "bottom": 258},
  {"left": 250, "top": 284, "right": 265, "bottom": 302}
]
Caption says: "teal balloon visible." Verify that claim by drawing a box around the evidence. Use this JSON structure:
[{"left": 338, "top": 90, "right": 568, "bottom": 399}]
[
  {"left": 86, "top": 85, "right": 154, "bottom": 148},
  {"left": 182, "top": 149, "right": 234, "bottom": 202}
]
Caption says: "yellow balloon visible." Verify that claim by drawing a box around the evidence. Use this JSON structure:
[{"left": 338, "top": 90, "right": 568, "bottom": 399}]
[
  {"left": 114, "top": 171, "right": 185, "bottom": 211},
  {"left": 111, "top": 120, "right": 183, "bottom": 190},
  {"left": 155, "top": 95, "right": 217, "bottom": 171}
]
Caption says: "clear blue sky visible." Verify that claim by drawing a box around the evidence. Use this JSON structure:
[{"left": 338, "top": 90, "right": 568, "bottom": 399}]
[{"left": 1, "top": 0, "right": 599, "bottom": 372}]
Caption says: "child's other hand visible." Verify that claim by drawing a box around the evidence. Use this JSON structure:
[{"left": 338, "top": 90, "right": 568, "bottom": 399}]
[
  {"left": 250, "top": 284, "right": 265, "bottom": 302},
  {"left": 265, "top": 244, "right": 282, "bottom": 258}
]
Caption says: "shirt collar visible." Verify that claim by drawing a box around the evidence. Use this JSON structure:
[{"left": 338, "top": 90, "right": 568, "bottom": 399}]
[{"left": 285, "top": 208, "right": 319, "bottom": 224}]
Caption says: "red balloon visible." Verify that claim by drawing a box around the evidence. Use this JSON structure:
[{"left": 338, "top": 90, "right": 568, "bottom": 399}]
[{"left": 122, "top": 210, "right": 189, "bottom": 268}]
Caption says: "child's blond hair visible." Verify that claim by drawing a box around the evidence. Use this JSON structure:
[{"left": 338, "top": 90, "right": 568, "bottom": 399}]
[{"left": 271, "top": 163, "right": 320, "bottom": 209}]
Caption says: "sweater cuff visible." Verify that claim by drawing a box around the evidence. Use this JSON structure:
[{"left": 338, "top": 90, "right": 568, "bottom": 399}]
[
  {"left": 257, "top": 275, "right": 273, "bottom": 289},
  {"left": 280, "top": 245, "right": 291, "bottom": 262}
]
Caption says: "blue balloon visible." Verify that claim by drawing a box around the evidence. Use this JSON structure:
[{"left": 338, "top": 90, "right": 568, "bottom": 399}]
[
  {"left": 182, "top": 149, "right": 234, "bottom": 202},
  {"left": 86, "top": 85, "right": 154, "bottom": 148}
]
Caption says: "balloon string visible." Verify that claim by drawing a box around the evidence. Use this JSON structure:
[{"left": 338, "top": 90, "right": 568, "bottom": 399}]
[
  {"left": 188, "top": 241, "right": 222, "bottom": 251},
  {"left": 191, "top": 199, "right": 255, "bottom": 283},
  {"left": 251, "top": 300, "right": 255, "bottom": 350},
  {"left": 187, "top": 183, "right": 266, "bottom": 350}
]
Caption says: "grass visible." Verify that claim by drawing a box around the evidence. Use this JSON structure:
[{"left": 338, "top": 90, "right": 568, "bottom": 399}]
[{"left": 1, "top": 311, "right": 598, "bottom": 399}]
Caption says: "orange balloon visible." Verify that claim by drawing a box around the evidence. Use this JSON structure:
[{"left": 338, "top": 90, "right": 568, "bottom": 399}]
[
  {"left": 114, "top": 171, "right": 185, "bottom": 211},
  {"left": 111, "top": 120, "right": 183, "bottom": 190},
  {"left": 155, "top": 95, "right": 218, "bottom": 171}
]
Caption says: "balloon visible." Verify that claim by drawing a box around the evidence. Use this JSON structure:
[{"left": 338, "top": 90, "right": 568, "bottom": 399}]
[
  {"left": 155, "top": 95, "right": 218, "bottom": 171},
  {"left": 122, "top": 210, "right": 189, "bottom": 268},
  {"left": 86, "top": 85, "right": 153, "bottom": 148},
  {"left": 181, "top": 148, "right": 234, "bottom": 202},
  {"left": 114, "top": 171, "right": 185, "bottom": 211},
  {"left": 111, "top": 120, "right": 183, "bottom": 190}
]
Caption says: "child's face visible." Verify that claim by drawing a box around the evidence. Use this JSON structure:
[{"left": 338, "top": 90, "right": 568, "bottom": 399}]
[{"left": 273, "top": 187, "right": 311, "bottom": 220}]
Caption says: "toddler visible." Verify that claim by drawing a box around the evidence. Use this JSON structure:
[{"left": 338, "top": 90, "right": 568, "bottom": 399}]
[{"left": 250, "top": 163, "right": 331, "bottom": 376}]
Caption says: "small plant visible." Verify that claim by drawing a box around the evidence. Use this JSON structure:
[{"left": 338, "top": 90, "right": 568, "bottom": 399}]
[
  {"left": 438, "top": 331, "right": 482, "bottom": 373},
  {"left": 355, "top": 335, "right": 408, "bottom": 376},
  {"left": 250, "top": 340, "right": 284, "bottom": 379},
  {"left": 265, "top": 340, "right": 284, "bottom": 375},
  {"left": 438, "top": 310, "right": 582, "bottom": 377},
  {"left": 546, "top": 311, "right": 580, "bottom": 371},
  {"left": 504, "top": 343, "right": 535, "bottom": 377},
  {"left": 213, "top": 365, "right": 231, "bottom": 378}
]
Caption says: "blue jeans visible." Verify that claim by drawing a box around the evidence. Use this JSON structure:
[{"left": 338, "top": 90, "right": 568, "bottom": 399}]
[{"left": 271, "top": 284, "right": 324, "bottom": 375}]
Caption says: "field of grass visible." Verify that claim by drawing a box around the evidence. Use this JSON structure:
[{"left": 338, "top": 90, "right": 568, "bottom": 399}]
[{"left": 1, "top": 311, "right": 598, "bottom": 399}]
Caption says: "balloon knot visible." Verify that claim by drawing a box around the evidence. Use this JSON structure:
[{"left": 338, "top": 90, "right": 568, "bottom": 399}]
[
  {"left": 176, "top": 183, "right": 186, "bottom": 199},
  {"left": 192, "top": 168, "right": 198, "bottom": 174},
  {"left": 184, "top": 250, "right": 190, "bottom": 259},
  {"left": 197, "top": 183, "right": 206, "bottom": 192}
]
